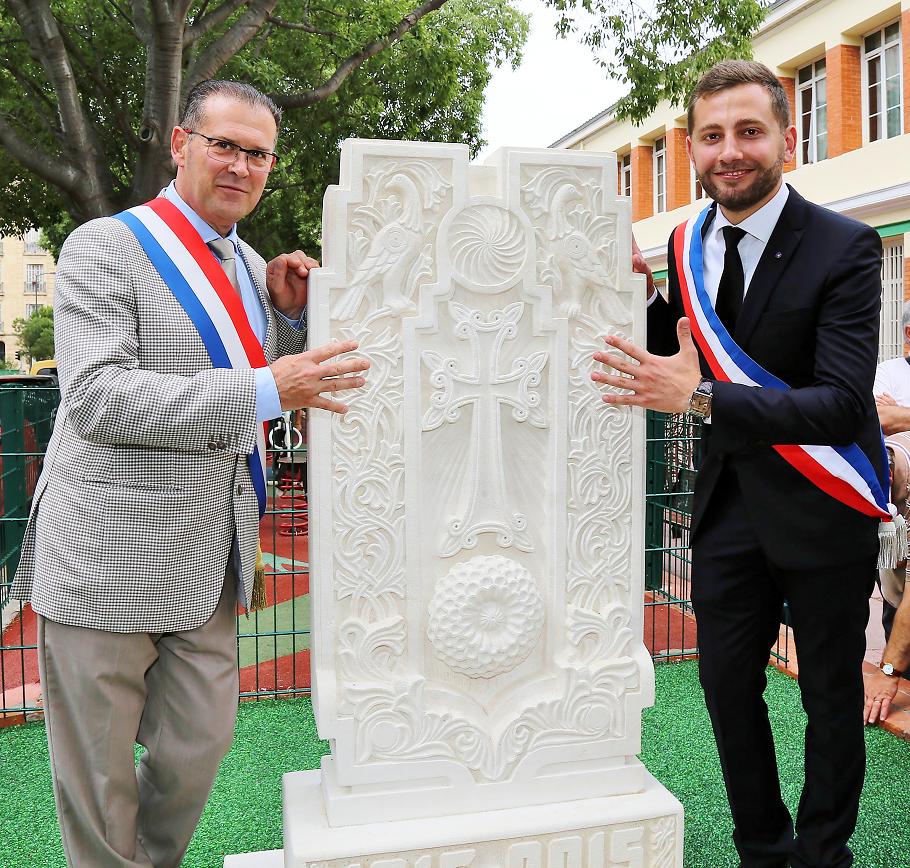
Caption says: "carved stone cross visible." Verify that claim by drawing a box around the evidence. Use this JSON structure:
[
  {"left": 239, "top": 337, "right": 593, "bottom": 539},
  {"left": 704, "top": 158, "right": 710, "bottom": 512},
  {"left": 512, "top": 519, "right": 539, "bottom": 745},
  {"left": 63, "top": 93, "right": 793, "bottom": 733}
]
[{"left": 422, "top": 300, "right": 547, "bottom": 557}]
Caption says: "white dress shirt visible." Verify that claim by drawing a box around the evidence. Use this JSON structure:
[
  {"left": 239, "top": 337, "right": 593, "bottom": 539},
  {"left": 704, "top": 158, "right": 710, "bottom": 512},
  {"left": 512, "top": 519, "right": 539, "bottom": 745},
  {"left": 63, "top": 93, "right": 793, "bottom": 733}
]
[
  {"left": 646, "top": 182, "right": 790, "bottom": 307},
  {"left": 701, "top": 182, "right": 790, "bottom": 303}
]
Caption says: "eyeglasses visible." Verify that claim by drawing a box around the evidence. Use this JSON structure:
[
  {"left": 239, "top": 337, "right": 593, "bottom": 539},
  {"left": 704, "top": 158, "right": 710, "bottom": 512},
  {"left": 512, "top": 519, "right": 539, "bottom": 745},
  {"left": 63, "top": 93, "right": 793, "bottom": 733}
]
[{"left": 182, "top": 130, "right": 278, "bottom": 173}]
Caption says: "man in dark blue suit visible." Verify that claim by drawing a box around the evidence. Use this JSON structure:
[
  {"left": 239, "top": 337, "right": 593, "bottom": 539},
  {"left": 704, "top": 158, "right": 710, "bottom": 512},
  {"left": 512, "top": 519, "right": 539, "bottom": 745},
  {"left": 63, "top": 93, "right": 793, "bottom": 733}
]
[{"left": 593, "top": 61, "right": 884, "bottom": 868}]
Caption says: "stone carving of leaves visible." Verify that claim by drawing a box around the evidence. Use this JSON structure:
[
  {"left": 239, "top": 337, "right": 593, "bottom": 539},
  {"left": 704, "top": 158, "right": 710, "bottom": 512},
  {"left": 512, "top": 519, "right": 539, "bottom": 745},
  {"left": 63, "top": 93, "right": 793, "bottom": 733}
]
[
  {"left": 348, "top": 658, "right": 638, "bottom": 781},
  {"left": 332, "top": 324, "right": 408, "bottom": 622},
  {"left": 650, "top": 815, "right": 678, "bottom": 868},
  {"left": 502, "top": 660, "right": 639, "bottom": 756},
  {"left": 349, "top": 678, "right": 486, "bottom": 765},
  {"left": 566, "top": 603, "right": 635, "bottom": 665},
  {"left": 566, "top": 317, "right": 634, "bottom": 615},
  {"left": 338, "top": 616, "right": 407, "bottom": 684}
]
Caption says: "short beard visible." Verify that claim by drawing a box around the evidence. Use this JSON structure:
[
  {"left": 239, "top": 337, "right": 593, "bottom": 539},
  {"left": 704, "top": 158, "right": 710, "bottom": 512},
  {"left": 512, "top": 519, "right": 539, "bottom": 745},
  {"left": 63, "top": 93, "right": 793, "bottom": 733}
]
[{"left": 698, "top": 152, "right": 784, "bottom": 213}]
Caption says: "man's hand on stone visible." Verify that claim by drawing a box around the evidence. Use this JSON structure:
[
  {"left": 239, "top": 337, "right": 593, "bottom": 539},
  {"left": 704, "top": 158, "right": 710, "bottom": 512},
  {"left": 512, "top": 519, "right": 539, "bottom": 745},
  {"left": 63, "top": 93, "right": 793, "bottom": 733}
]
[
  {"left": 272, "top": 340, "right": 369, "bottom": 413},
  {"left": 267, "top": 249, "right": 318, "bottom": 320},
  {"left": 592, "top": 317, "right": 702, "bottom": 414},
  {"left": 876, "top": 392, "right": 897, "bottom": 406},
  {"left": 632, "top": 233, "right": 655, "bottom": 298},
  {"left": 863, "top": 668, "right": 899, "bottom": 724}
]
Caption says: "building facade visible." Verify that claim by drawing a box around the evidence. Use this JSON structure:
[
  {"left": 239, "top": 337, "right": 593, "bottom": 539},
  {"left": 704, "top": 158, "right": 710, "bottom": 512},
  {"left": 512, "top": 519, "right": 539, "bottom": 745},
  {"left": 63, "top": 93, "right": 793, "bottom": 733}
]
[
  {"left": 553, "top": 0, "right": 910, "bottom": 360},
  {"left": 0, "top": 229, "right": 57, "bottom": 367}
]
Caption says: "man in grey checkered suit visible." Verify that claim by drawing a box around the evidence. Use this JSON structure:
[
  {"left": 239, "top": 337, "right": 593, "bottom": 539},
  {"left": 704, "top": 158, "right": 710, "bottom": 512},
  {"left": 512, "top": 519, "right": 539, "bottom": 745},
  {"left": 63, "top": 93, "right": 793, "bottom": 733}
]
[{"left": 10, "top": 80, "right": 368, "bottom": 867}]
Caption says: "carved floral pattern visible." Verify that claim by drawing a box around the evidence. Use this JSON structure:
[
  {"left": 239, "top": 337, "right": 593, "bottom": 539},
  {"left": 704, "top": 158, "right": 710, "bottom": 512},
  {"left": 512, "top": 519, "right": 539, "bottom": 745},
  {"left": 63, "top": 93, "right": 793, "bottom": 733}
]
[
  {"left": 650, "top": 815, "right": 678, "bottom": 867},
  {"left": 347, "top": 658, "right": 639, "bottom": 780},
  {"left": 426, "top": 555, "right": 545, "bottom": 678}
]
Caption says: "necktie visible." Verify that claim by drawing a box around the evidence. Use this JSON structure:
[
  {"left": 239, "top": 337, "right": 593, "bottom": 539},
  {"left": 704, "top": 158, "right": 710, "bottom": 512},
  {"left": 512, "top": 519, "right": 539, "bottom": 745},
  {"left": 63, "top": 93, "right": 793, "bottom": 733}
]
[
  {"left": 208, "top": 237, "right": 240, "bottom": 295},
  {"left": 715, "top": 226, "right": 747, "bottom": 334}
]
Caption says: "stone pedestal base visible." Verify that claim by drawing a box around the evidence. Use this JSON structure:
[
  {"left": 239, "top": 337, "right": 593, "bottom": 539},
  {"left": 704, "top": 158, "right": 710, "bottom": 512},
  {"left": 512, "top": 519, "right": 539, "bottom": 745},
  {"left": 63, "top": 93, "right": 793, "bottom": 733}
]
[{"left": 226, "top": 768, "right": 683, "bottom": 867}]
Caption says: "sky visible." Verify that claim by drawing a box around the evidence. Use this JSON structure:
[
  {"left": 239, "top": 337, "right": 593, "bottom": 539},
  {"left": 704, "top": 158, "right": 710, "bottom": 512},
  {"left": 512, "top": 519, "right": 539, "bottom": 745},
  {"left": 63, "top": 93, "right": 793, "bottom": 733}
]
[{"left": 478, "top": 0, "right": 626, "bottom": 159}]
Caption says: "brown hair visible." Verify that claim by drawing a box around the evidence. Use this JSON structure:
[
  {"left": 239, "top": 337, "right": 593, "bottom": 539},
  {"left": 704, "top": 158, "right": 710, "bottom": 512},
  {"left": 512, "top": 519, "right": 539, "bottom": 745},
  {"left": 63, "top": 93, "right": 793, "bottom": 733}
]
[{"left": 686, "top": 60, "right": 791, "bottom": 133}]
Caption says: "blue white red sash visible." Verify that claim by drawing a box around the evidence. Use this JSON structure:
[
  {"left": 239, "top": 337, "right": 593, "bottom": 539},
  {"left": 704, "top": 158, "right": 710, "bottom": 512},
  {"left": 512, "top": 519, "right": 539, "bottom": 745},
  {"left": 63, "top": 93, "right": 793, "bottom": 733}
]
[
  {"left": 114, "top": 198, "right": 268, "bottom": 519},
  {"left": 673, "top": 205, "right": 891, "bottom": 523}
]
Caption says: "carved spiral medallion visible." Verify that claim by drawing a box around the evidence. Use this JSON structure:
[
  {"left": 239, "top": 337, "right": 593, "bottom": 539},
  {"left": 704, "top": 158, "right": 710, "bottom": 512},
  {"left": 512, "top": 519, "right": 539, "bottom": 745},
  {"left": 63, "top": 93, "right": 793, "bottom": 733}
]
[
  {"left": 426, "top": 555, "right": 545, "bottom": 678},
  {"left": 449, "top": 204, "right": 526, "bottom": 290}
]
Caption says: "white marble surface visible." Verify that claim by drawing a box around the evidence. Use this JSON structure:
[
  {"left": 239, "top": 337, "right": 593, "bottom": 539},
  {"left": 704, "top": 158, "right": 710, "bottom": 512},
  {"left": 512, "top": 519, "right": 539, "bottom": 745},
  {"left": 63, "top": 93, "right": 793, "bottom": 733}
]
[
  {"left": 305, "top": 140, "right": 656, "bottom": 826},
  {"left": 281, "top": 768, "right": 683, "bottom": 868}
]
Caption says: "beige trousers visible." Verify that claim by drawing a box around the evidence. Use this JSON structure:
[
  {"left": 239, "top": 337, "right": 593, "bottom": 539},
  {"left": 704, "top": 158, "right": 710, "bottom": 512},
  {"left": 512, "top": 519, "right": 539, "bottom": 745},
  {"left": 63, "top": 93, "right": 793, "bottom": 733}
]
[{"left": 38, "top": 576, "right": 239, "bottom": 867}]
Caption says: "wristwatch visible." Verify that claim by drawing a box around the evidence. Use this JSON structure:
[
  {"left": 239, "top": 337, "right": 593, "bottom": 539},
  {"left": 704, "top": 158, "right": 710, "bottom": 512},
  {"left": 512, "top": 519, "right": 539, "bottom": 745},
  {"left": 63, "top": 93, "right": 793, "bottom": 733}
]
[
  {"left": 879, "top": 662, "right": 904, "bottom": 677},
  {"left": 688, "top": 378, "right": 713, "bottom": 419}
]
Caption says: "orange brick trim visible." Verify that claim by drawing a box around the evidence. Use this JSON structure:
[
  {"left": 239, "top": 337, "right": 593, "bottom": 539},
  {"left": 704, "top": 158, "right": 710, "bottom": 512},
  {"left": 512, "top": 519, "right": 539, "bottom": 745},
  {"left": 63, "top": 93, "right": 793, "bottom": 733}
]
[
  {"left": 777, "top": 76, "right": 797, "bottom": 172},
  {"left": 904, "top": 10, "right": 910, "bottom": 134},
  {"left": 826, "top": 44, "right": 862, "bottom": 157},
  {"left": 631, "top": 145, "right": 654, "bottom": 222},
  {"left": 904, "top": 251, "right": 910, "bottom": 304},
  {"left": 665, "top": 128, "right": 691, "bottom": 211}
]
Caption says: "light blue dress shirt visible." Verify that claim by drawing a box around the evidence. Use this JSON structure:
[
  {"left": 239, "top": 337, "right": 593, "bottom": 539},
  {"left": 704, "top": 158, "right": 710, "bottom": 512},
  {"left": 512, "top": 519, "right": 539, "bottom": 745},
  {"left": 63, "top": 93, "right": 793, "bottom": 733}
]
[{"left": 163, "top": 182, "right": 298, "bottom": 422}]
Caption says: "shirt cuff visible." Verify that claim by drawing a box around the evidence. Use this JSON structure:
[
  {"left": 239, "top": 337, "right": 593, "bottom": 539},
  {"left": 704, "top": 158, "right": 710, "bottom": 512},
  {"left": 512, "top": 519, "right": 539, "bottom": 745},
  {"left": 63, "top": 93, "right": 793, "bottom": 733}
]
[
  {"left": 255, "top": 366, "right": 282, "bottom": 422},
  {"left": 275, "top": 309, "right": 305, "bottom": 329}
]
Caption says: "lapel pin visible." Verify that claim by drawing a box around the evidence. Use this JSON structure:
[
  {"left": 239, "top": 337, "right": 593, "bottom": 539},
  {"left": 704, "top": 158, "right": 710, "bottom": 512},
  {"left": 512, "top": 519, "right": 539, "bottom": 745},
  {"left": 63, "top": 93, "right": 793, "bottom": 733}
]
[{"left": 774, "top": 251, "right": 783, "bottom": 259}]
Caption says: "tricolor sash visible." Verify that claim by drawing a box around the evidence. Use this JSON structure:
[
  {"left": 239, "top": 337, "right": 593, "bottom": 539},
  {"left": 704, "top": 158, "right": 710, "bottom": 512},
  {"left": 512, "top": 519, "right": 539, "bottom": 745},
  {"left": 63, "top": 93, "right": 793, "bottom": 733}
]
[
  {"left": 674, "top": 206, "right": 895, "bottom": 542},
  {"left": 114, "top": 198, "right": 268, "bottom": 520}
]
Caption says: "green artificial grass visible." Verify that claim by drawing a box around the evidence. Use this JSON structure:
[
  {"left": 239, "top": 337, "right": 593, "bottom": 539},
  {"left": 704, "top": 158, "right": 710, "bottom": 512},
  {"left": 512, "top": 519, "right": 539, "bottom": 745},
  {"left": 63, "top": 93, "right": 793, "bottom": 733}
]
[{"left": 1, "top": 661, "right": 908, "bottom": 867}]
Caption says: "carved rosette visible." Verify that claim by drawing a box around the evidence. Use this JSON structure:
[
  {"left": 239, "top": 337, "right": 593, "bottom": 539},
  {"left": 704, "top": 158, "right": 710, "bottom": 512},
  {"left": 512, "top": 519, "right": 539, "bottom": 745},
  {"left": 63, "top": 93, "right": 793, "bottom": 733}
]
[
  {"left": 449, "top": 204, "right": 527, "bottom": 290},
  {"left": 426, "top": 555, "right": 545, "bottom": 678}
]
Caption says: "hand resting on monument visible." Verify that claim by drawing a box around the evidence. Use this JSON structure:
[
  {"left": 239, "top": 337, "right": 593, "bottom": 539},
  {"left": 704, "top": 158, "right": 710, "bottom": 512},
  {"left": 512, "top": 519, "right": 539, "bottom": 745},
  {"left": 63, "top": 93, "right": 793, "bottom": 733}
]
[{"left": 271, "top": 339, "right": 369, "bottom": 414}]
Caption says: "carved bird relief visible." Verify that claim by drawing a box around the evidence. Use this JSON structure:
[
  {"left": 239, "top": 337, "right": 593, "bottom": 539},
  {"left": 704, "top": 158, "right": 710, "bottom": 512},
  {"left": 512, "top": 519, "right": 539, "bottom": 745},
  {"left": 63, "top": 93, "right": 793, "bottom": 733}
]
[
  {"left": 522, "top": 168, "right": 625, "bottom": 322},
  {"left": 333, "top": 162, "right": 450, "bottom": 321}
]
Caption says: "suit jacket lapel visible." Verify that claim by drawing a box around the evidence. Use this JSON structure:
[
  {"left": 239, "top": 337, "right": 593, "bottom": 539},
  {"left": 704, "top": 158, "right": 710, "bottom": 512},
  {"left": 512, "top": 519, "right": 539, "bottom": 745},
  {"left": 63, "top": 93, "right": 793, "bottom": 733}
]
[
  {"left": 237, "top": 240, "right": 277, "bottom": 361},
  {"left": 734, "top": 185, "right": 807, "bottom": 348}
]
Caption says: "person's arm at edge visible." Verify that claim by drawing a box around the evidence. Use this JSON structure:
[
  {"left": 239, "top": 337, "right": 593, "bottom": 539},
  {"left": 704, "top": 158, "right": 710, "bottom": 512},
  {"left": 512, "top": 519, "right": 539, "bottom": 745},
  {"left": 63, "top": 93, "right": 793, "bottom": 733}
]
[
  {"left": 864, "top": 588, "right": 910, "bottom": 723},
  {"left": 877, "top": 403, "right": 910, "bottom": 435}
]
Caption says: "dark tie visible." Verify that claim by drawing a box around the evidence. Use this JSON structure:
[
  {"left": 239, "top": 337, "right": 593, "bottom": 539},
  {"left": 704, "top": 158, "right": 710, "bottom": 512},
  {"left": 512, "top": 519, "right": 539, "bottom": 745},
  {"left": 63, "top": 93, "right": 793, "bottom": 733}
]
[
  {"left": 208, "top": 237, "right": 240, "bottom": 295},
  {"left": 715, "top": 226, "right": 747, "bottom": 333}
]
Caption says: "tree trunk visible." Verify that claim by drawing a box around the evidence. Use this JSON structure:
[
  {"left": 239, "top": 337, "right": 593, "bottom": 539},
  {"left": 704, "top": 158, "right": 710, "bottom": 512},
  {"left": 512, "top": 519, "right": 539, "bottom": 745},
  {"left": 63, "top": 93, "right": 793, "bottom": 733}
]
[{"left": 130, "top": 8, "right": 186, "bottom": 206}]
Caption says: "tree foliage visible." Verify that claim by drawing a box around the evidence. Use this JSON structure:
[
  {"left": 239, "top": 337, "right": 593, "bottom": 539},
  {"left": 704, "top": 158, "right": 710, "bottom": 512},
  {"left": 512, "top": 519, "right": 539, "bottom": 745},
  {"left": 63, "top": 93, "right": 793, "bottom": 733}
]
[
  {"left": 0, "top": 0, "right": 527, "bottom": 257},
  {"left": 13, "top": 306, "right": 55, "bottom": 363},
  {"left": 544, "top": 0, "right": 769, "bottom": 124}
]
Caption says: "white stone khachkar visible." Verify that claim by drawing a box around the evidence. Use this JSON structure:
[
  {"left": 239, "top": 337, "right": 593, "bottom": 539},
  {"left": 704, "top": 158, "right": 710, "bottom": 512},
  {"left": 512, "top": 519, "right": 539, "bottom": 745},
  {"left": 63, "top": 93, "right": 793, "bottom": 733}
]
[{"left": 225, "top": 140, "right": 682, "bottom": 867}]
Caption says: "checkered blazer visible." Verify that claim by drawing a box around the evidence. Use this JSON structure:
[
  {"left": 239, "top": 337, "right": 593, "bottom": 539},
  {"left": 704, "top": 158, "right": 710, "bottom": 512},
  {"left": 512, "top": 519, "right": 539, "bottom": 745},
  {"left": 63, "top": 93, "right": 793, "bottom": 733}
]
[{"left": 10, "top": 216, "right": 305, "bottom": 632}]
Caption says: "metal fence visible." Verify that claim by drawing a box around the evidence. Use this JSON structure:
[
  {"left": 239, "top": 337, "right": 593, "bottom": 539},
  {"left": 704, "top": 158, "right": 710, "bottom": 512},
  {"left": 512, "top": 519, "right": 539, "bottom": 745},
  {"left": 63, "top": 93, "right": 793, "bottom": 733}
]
[
  {"left": 644, "top": 411, "right": 792, "bottom": 669},
  {"left": 0, "top": 389, "right": 789, "bottom": 725}
]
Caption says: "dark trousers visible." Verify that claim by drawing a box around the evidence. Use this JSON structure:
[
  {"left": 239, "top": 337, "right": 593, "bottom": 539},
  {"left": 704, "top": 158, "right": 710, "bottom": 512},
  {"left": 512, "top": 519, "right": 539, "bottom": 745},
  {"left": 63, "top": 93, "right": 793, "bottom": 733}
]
[{"left": 692, "top": 473, "right": 875, "bottom": 868}]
